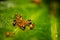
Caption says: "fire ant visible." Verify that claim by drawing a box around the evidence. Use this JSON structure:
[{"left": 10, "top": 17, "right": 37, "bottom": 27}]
[
  {"left": 5, "top": 32, "right": 15, "bottom": 37},
  {"left": 13, "top": 14, "right": 34, "bottom": 30}
]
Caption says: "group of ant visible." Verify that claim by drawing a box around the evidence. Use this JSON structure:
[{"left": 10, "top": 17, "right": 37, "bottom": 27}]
[
  {"left": 5, "top": 14, "right": 34, "bottom": 37},
  {"left": 4, "top": 0, "right": 41, "bottom": 37},
  {"left": 13, "top": 14, "right": 34, "bottom": 30}
]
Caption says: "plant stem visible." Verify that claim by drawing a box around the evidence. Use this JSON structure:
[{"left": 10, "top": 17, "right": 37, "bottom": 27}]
[{"left": 51, "top": 15, "right": 57, "bottom": 40}]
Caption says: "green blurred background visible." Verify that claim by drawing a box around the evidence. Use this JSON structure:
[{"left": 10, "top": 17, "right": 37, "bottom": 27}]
[{"left": 0, "top": 0, "right": 59, "bottom": 40}]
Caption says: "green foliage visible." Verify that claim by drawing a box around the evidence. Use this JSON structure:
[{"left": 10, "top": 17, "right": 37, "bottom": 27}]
[{"left": 0, "top": 0, "right": 52, "bottom": 40}]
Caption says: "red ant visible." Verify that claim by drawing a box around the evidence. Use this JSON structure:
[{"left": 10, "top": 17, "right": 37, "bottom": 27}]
[{"left": 13, "top": 15, "right": 34, "bottom": 30}]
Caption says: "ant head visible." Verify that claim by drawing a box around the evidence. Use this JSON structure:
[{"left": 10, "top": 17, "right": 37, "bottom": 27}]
[
  {"left": 15, "top": 14, "right": 22, "bottom": 18},
  {"left": 15, "top": 14, "right": 20, "bottom": 19},
  {"left": 29, "top": 24, "right": 34, "bottom": 30}
]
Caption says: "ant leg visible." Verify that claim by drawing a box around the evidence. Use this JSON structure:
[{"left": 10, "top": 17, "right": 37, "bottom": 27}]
[
  {"left": 13, "top": 22, "right": 16, "bottom": 26},
  {"left": 13, "top": 20, "right": 16, "bottom": 26},
  {"left": 20, "top": 26, "right": 26, "bottom": 31},
  {"left": 29, "top": 22, "right": 32, "bottom": 24},
  {"left": 14, "top": 20, "right": 16, "bottom": 22},
  {"left": 28, "top": 19, "right": 31, "bottom": 21},
  {"left": 30, "top": 27, "right": 33, "bottom": 30},
  {"left": 22, "top": 26, "right": 26, "bottom": 31},
  {"left": 23, "top": 26, "right": 26, "bottom": 29}
]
